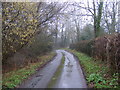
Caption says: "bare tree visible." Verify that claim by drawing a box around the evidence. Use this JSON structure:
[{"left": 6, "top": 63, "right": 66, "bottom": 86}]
[
  {"left": 72, "top": 0, "right": 104, "bottom": 37},
  {"left": 118, "top": 1, "right": 120, "bottom": 33}
]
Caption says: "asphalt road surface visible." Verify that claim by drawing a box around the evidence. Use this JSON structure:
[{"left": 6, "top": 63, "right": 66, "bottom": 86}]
[{"left": 19, "top": 50, "right": 87, "bottom": 88}]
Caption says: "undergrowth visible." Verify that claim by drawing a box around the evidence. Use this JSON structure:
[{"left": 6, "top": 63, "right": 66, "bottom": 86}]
[
  {"left": 2, "top": 52, "right": 56, "bottom": 89},
  {"left": 65, "top": 48, "right": 119, "bottom": 88}
]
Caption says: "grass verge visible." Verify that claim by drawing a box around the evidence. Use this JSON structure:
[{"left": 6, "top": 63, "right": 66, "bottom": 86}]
[
  {"left": 2, "top": 52, "right": 56, "bottom": 89},
  {"left": 47, "top": 53, "right": 65, "bottom": 88},
  {"left": 65, "top": 48, "right": 119, "bottom": 88}
]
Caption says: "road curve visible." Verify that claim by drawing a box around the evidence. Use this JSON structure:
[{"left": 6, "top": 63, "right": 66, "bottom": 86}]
[
  {"left": 18, "top": 50, "right": 87, "bottom": 88},
  {"left": 53, "top": 50, "right": 87, "bottom": 88}
]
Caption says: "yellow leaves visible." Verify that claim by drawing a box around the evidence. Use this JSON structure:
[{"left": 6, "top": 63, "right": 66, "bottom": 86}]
[
  {"left": 5, "top": 7, "right": 9, "bottom": 13},
  {"left": 21, "top": 38, "right": 28, "bottom": 42},
  {"left": 33, "top": 19, "right": 38, "bottom": 23},
  {"left": 20, "top": 42, "right": 24, "bottom": 45},
  {"left": 21, "top": 38, "right": 25, "bottom": 41},
  {"left": 20, "top": 34, "right": 26, "bottom": 38},
  {"left": 10, "top": 46, "right": 13, "bottom": 49},
  {"left": 8, "top": 38, "right": 13, "bottom": 42},
  {"left": 13, "top": 30, "right": 21, "bottom": 36},
  {"left": 10, "top": 46, "right": 15, "bottom": 52},
  {"left": 2, "top": 2, "right": 39, "bottom": 59},
  {"left": 16, "top": 32, "right": 19, "bottom": 35},
  {"left": 14, "top": 49, "right": 16, "bottom": 53},
  {"left": 29, "top": 40, "right": 32, "bottom": 44},
  {"left": 9, "top": 32, "right": 13, "bottom": 35}
]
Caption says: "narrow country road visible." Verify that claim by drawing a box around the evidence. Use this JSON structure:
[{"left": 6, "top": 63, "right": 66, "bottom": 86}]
[
  {"left": 18, "top": 50, "right": 87, "bottom": 88},
  {"left": 52, "top": 50, "right": 87, "bottom": 88}
]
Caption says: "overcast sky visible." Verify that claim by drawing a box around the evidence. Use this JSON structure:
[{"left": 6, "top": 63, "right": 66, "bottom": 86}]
[
  {"left": 0, "top": 0, "right": 119, "bottom": 2},
  {"left": 1, "top": 0, "right": 119, "bottom": 29}
]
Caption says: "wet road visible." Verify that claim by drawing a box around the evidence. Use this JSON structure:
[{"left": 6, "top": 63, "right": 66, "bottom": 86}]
[
  {"left": 19, "top": 50, "right": 87, "bottom": 88},
  {"left": 53, "top": 50, "right": 87, "bottom": 88},
  {"left": 19, "top": 50, "right": 62, "bottom": 88}
]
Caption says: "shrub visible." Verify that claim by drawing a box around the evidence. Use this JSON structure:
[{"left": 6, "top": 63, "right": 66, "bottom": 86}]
[{"left": 70, "top": 33, "right": 120, "bottom": 75}]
